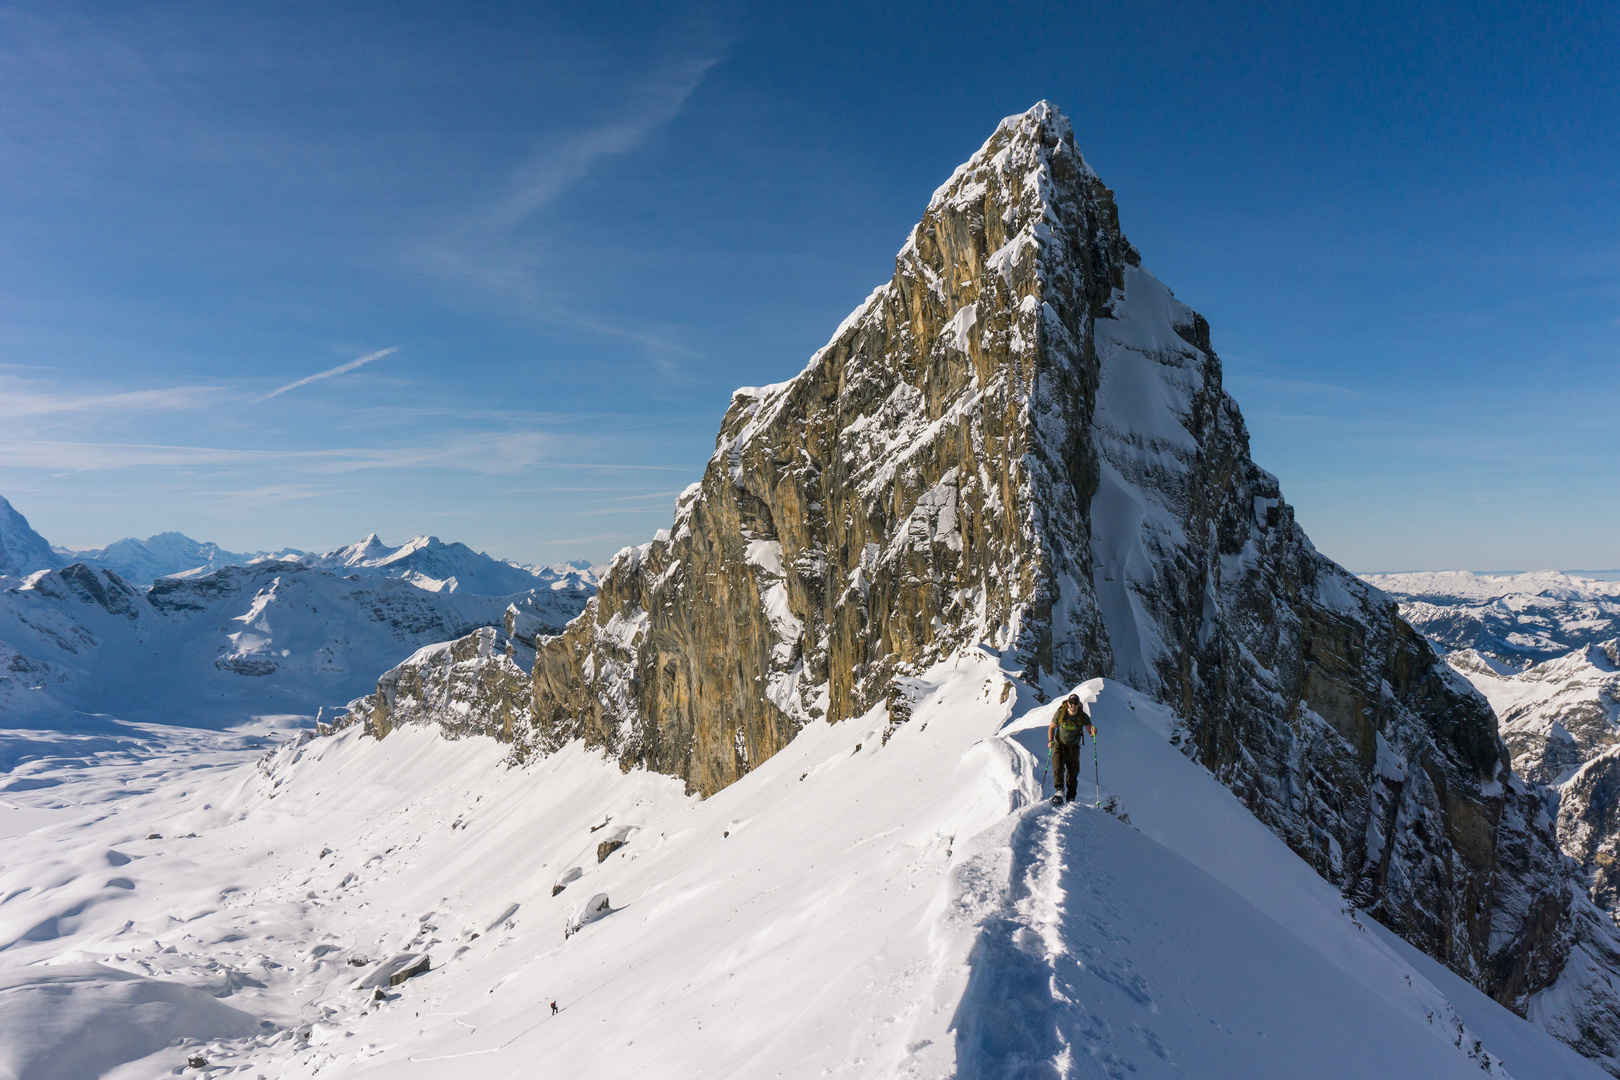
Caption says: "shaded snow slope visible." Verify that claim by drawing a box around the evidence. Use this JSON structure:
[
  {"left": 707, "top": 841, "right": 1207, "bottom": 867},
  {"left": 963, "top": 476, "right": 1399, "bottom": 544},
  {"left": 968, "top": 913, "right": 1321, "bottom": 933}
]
[
  {"left": 0, "top": 496, "right": 58, "bottom": 579},
  {"left": 0, "top": 654, "right": 1598, "bottom": 1078},
  {"left": 0, "top": 561, "right": 588, "bottom": 732},
  {"left": 1368, "top": 571, "right": 1620, "bottom": 668}
]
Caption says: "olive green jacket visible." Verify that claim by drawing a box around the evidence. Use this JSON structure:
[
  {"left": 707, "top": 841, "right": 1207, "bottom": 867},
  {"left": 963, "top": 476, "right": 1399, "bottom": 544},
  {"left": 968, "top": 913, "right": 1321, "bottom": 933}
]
[{"left": 1049, "top": 703, "right": 1093, "bottom": 747}]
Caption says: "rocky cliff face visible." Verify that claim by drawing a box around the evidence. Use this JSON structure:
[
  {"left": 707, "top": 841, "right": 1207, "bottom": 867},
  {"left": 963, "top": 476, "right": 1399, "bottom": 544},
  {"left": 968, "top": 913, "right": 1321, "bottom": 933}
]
[
  {"left": 344, "top": 608, "right": 538, "bottom": 743},
  {"left": 354, "top": 103, "right": 1620, "bottom": 1068},
  {"left": 1454, "top": 641, "right": 1620, "bottom": 914}
]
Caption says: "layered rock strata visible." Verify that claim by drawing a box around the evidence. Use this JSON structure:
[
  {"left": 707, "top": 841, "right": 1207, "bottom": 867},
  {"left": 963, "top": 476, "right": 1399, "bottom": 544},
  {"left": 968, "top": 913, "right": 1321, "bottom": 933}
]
[{"left": 355, "top": 103, "right": 1620, "bottom": 1069}]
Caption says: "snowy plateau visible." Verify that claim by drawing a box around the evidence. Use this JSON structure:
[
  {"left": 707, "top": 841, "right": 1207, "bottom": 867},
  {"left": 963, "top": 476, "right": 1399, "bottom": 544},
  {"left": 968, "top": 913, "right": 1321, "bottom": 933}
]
[{"left": 1, "top": 102, "right": 1617, "bottom": 1080}]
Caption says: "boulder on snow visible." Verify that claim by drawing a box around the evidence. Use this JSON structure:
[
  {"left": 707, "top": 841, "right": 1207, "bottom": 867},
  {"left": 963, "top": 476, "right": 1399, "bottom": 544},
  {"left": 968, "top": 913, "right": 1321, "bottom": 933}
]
[
  {"left": 358, "top": 953, "right": 430, "bottom": 989},
  {"left": 552, "top": 866, "right": 582, "bottom": 896},
  {"left": 565, "top": 893, "right": 611, "bottom": 938},
  {"left": 596, "top": 839, "right": 625, "bottom": 863}
]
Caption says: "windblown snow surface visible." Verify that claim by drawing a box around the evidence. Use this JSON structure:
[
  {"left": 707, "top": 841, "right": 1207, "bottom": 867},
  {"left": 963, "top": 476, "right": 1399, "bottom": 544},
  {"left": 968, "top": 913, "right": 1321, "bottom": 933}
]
[{"left": 0, "top": 652, "right": 1598, "bottom": 1079}]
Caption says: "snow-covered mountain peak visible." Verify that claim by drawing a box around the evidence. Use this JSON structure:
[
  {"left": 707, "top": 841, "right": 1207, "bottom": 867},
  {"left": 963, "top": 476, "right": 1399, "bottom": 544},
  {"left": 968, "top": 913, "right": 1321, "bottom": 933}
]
[
  {"left": 923, "top": 100, "right": 1096, "bottom": 215},
  {"left": 0, "top": 495, "right": 59, "bottom": 578},
  {"left": 41, "top": 522, "right": 305, "bottom": 586},
  {"left": 318, "top": 532, "right": 393, "bottom": 566}
]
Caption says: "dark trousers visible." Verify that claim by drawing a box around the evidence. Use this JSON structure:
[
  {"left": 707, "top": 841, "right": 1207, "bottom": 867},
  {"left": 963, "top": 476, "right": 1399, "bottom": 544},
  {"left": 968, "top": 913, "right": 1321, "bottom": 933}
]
[{"left": 1053, "top": 741, "right": 1081, "bottom": 800}]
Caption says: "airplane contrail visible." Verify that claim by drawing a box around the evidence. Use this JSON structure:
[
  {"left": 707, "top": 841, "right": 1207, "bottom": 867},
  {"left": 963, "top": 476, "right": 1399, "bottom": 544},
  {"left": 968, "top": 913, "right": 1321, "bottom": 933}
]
[{"left": 258, "top": 347, "right": 399, "bottom": 401}]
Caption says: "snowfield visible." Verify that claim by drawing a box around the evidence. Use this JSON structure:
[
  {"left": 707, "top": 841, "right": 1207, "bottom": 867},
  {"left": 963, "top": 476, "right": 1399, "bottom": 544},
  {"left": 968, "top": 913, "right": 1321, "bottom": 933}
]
[{"left": 0, "top": 651, "right": 1599, "bottom": 1079}]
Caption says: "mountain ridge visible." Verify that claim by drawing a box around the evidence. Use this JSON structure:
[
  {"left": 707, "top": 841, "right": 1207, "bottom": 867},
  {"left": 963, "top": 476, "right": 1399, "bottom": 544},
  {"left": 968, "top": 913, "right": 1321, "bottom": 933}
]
[
  {"left": 2, "top": 493, "right": 586, "bottom": 596},
  {"left": 340, "top": 102, "right": 1620, "bottom": 1068},
  {"left": 55, "top": 531, "right": 302, "bottom": 586}
]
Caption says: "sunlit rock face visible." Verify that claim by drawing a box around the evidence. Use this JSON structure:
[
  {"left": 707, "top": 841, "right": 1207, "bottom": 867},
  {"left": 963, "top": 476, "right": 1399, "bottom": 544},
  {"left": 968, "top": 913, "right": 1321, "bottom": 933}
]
[{"left": 359, "top": 103, "right": 1620, "bottom": 1070}]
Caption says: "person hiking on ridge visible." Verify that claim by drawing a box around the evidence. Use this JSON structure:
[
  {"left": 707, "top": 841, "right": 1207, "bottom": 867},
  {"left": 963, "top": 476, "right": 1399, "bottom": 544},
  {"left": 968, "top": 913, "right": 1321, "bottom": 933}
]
[{"left": 1048, "top": 693, "right": 1095, "bottom": 805}]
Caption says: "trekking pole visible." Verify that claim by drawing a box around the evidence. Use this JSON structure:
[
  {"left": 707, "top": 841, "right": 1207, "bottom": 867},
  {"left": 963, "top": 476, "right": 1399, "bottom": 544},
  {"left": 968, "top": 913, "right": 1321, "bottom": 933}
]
[
  {"left": 1092, "top": 731, "right": 1101, "bottom": 808},
  {"left": 1041, "top": 744, "right": 1050, "bottom": 794}
]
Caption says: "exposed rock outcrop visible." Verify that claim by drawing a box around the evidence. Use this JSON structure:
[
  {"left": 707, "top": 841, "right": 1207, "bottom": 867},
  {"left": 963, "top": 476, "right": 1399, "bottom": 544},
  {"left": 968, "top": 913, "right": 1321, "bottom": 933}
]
[
  {"left": 342, "top": 611, "right": 537, "bottom": 742},
  {"left": 361, "top": 103, "right": 1620, "bottom": 1068}
]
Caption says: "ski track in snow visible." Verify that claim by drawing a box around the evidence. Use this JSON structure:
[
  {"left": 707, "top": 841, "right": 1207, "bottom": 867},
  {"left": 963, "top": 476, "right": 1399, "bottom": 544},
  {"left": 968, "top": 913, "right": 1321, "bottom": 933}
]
[{"left": 0, "top": 654, "right": 1606, "bottom": 1079}]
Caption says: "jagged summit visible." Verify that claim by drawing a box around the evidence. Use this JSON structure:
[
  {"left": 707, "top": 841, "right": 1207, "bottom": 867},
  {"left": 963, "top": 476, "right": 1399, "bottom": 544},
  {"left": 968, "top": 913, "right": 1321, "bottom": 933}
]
[{"left": 529, "top": 101, "right": 1197, "bottom": 777}]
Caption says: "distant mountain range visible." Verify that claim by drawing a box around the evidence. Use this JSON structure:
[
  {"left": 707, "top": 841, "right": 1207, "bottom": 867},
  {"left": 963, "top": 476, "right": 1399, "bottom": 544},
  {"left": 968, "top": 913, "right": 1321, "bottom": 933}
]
[
  {"left": 1369, "top": 570, "right": 1620, "bottom": 943},
  {"left": 0, "top": 495, "right": 598, "bottom": 728},
  {"left": 278, "top": 533, "right": 597, "bottom": 597},
  {"left": 1, "top": 495, "right": 597, "bottom": 596},
  {"left": 1364, "top": 570, "right": 1620, "bottom": 668},
  {"left": 54, "top": 532, "right": 304, "bottom": 585}
]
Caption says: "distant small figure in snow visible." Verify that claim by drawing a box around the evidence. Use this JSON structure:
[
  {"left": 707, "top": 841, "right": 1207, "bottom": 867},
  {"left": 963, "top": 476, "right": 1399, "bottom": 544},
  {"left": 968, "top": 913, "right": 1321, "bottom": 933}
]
[
  {"left": 1048, "top": 693, "right": 1095, "bottom": 805},
  {"left": 550, "top": 1000, "right": 559, "bottom": 1016}
]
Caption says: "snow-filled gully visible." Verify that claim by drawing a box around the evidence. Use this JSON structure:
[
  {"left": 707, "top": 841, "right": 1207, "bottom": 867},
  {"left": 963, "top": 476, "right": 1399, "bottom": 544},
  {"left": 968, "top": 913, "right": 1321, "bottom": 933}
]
[{"left": 0, "top": 653, "right": 1606, "bottom": 1079}]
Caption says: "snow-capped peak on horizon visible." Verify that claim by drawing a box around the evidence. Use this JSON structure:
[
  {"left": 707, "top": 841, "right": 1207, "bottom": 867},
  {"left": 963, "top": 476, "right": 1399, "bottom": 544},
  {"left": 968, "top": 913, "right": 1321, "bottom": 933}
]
[
  {"left": 53, "top": 529, "right": 303, "bottom": 587},
  {"left": 0, "top": 495, "right": 58, "bottom": 579},
  {"left": 1363, "top": 569, "right": 1620, "bottom": 604},
  {"left": 280, "top": 532, "right": 597, "bottom": 597},
  {"left": 0, "top": 492, "right": 601, "bottom": 596}
]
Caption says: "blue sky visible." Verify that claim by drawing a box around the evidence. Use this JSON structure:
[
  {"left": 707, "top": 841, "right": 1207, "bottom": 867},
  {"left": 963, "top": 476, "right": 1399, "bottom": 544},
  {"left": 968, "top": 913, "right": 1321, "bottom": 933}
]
[{"left": 1, "top": 1, "right": 1614, "bottom": 571}]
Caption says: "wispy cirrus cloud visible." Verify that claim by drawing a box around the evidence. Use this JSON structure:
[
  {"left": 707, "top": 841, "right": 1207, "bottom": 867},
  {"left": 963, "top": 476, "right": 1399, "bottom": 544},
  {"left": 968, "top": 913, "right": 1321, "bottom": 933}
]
[
  {"left": 481, "top": 57, "right": 718, "bottom": 233},
  {"left": 256, "top": 347, "right": 399, "bottom": 401},
  {"left": 423, "top": 54, "right": 722, "bottom": 369},
  {"left": 0, "top": 433, "right": 693, "bottom": 477},
  {"left": 0, "top": 377, "right": 224, "bottom": 419}
]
